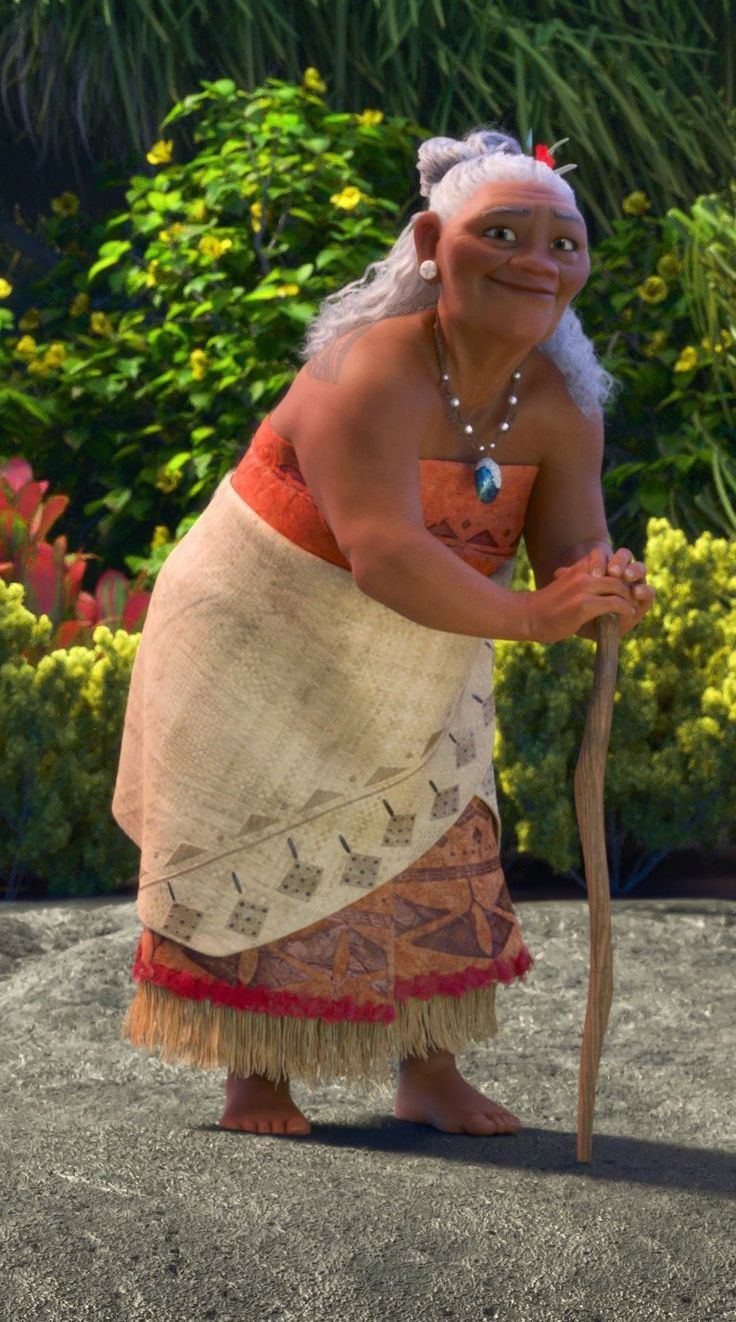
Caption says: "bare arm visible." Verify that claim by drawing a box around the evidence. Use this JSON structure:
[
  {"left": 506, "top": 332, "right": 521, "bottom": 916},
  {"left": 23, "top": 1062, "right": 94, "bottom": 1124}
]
[
  {"left": 291, "top": 328, "right": 634, "bottom": 643},
  {"left": 292, "top": 327, "right": 535, "bottom": 641},
  {"left": 522, "top": 383, "right": 618, "bottom": 640}
]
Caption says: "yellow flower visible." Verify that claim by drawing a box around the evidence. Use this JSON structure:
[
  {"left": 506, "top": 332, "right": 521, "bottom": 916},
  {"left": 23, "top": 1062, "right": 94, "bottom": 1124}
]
[
  {"left": 159, "top": 222, "right": 185, "bottom": 242},
  {"left": 90, "top": 311, "right": 114, "bottom": 337},
  {"left": 27, "top": 358, "right": 51, "bottom": 376},
  {"left": 622, "top": 190, "right": 651, "bottom": 217},
  {"left": 155, "top": 465, "right": 183, "bottom": 493},
  {"left": 146, "top": 139, "right": 174, "bottom": 166},
  {"left": 302, "top": 67, "right": 327, "bottom": 95},
  {"left": 621, "top": 307, "right": 634, "bottom": 323},
  {"left": 356, "top": 109, "right": 383, "bottom": 127},
  {"left": 197, "top": 235, "right": 233, "bottom": 259},
  {"left": 19, "top": 307, "right": 41, "bottom": 330},
  {"left": 655, "top": 253, "right": 679, "bottom": 280},
  {"left": 276, "top": 284, "right": 300, "bottom": 297},
  {"left": 0, "top": 278, "right": 12, "bottom": 298},
  {"left": 674, "top": 346, "right": 698, "bottom": 372},
  {"left": 150, "top": 525, "right": 171, "bottom": 551},
  {"left": 188, "top": 199, "right": 207, "bottom": 222},
  {"left": 643, "top": 330, "right": 668, "bottom": 358},
  {"left": 250, "top": 201, "right": 263, "bottom": 233},
  {"left": 43, "top": 342, "right": 68, "bottom": 367},
  {"left": 636, "top": 276, "right": 668, "bottom": 305},
  {"left": 330, "top": 185, "right": 365, "bottom": 211},
  {"left": 702, "top": 332, "right": 732, "bottom": 355},
  {"left": 14, "top": 335, "right": 37, "bottom": 356},
  {"left": 144, "top": 259, "right": 160, "bottom": 288},
  {"left": 50, "top": 191, "right": 79, "bottom": 217},
  {"left": 190, "top": 349, "right": 210, "bottom": 380},
  {"left": 69, "top": 292, "right": 90, "bottom": 317}
]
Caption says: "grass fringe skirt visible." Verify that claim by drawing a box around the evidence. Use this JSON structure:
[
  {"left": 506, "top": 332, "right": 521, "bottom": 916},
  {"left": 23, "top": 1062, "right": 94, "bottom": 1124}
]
[
  {"left": 120, "top": 798, "right": 534, "bottom": 1095},
  {"left": 121, "top": 975, "right": 499, "bottom": 1094}
]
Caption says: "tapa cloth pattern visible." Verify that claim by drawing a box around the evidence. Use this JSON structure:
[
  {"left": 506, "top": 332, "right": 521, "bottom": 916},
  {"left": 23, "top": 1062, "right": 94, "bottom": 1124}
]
[
  {"left": 123, "top": 797, "right": 534, "bottom": 1089},
  {"left": 112, "top": 418, "right": 539, "bottom": 959}
]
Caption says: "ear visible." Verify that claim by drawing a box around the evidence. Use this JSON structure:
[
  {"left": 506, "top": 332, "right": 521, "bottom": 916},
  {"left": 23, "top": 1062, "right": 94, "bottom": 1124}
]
[{"left": 412, "top": 211, "right": 442, "bottom": 266}]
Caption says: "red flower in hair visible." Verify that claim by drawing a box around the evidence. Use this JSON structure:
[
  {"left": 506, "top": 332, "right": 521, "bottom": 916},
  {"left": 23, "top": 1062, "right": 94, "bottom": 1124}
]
[{"left": 534, "top": 143, "right": 557, "bottom": 168}]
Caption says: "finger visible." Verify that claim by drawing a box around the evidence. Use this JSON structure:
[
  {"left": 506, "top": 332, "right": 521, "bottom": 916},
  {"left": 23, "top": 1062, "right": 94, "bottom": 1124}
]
[
  {"left": 621, "top": 559, "right": 647, "bottom": 582},
  {"left": 588, "top": 547, "right": 608, "bottom": 578},
  {"left": 607, "top": 547, "right": 635, "bottom": 577}
]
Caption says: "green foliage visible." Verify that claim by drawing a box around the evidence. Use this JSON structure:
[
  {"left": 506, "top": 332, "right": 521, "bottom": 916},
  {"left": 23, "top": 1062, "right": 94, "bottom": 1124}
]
[
  {"left": 0, "top": 76, "right": 421, "bottom": 589},
  {"left": 0, "top": 579, "right": 140, "bottom": 899},
  {"left": 1, "top": 3, "right": 733, "bottom": 237},
  {"left": 578, "top": 184, "right": 736, "bottom": 552},
  {"left": 2, "top": 518, "right": 732, "bottom": 900},
  {"left": 495, "top": 520, "right": 736, "bottom": 886},
  {"left": 1, "top": 75, "right": 735, "bottom": 594}
]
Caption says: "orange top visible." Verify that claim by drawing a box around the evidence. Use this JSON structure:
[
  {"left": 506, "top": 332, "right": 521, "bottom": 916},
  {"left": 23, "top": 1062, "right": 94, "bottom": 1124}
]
[{"left": 230, "top": 415, "right": 539, "bottom": 578}]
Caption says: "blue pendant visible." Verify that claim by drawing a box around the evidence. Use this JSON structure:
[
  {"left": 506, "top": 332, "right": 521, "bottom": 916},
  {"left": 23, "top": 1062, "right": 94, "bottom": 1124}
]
[{"left": 475, "top": 456, "right": 502, "bottom": 504}]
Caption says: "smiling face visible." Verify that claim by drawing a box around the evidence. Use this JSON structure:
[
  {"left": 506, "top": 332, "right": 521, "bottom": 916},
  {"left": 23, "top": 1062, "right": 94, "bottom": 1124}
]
[{"left": 416, "top": 177, "right": 591, "bottom": 341}]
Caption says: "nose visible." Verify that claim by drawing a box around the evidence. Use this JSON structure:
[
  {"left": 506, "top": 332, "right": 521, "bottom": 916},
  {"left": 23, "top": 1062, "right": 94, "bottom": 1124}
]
[{"left": 508, "top": 246, "right": 559, "bottom": 279}]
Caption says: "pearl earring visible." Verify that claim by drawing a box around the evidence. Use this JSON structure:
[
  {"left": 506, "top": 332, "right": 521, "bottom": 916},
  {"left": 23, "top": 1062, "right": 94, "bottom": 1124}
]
[{"left": 419, "top": 259, "right": 438, "bottom": 281}]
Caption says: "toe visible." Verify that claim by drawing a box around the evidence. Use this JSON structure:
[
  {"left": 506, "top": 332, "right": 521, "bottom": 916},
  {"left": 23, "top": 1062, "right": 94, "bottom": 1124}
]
[{"left": 465, "top": 1113, "right": 499, "bottom": 1134}]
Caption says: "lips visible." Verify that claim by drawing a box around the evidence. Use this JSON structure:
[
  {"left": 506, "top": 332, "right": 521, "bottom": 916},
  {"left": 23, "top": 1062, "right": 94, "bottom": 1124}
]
[{"left": 493, "top": 279, "right": 555, "bottom": 296}]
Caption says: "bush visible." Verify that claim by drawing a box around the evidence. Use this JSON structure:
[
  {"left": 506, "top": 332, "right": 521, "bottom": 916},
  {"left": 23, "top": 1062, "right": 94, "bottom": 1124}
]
[
  {"left": 2, "top": 516, "right": 733, "bottom": 900},
  {"left": 578, "top": 184, "right": 736, "bottom": 552},
  {"left": 0, "top": 74, "right": 422, "bottom": 592},
  {"left": 0, "top": 580, "right": 140, "bottom": 899},
  {"left": 495, "top": 517, "right": 736, "bottom": 891}
]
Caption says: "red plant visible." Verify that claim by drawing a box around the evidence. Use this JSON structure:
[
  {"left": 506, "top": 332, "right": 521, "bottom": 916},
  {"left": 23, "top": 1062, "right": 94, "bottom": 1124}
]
[{"left": 0, "top": 455, "right": 151, "bottom": 652}]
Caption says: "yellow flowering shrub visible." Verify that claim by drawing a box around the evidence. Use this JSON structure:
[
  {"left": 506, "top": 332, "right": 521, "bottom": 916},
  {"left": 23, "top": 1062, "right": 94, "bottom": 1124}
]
[
  {"left": 494, "top": 519, "right": 736, "bottom": 890},
  {"left": 0, "top": 582, "right": 141, "bottom": 899}
]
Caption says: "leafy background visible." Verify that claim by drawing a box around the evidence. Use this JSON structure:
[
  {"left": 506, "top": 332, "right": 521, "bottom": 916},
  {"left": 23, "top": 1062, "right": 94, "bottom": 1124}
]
[{"left": 0, "top": 3, "right": 734, "bottom": 897}]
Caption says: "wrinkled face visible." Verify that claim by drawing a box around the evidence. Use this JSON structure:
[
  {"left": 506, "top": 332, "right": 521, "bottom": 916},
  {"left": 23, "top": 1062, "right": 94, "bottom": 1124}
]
[{"left": 433, "top": 177, "right": 590, "bottom": 337}]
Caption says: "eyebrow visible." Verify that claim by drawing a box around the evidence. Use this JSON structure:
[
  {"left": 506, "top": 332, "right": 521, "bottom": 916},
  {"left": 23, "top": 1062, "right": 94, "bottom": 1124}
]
[{"left": 477, "top": 205, "right": 585, "bottom": 224}]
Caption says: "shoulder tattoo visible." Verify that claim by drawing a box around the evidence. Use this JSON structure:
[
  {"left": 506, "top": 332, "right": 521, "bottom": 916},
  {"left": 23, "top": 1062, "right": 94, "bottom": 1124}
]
[{"left": 305, "top": 325, "right": 369, "bottom": 384}]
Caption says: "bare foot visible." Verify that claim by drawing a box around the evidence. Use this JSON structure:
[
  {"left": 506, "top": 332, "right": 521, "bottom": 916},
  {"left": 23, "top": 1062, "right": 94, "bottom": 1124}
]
[
  {"left": 218, "top": 1068, "right": 312, "bottom": 1136},
  {"left": 394, "top": 1054, "right": 523, "bottom": 1136}
]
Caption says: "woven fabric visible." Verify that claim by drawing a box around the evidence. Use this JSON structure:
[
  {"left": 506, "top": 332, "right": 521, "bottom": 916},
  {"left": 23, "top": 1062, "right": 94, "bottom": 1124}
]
[
  {"left": 122, "top": 796, "right": 534, "bottom": 1087},
  {"left": 132, "top": 796, "right": 533, "bottom": 1020},
  {"left": 111, "top": 418, "right": 539, "bottom": 958}
]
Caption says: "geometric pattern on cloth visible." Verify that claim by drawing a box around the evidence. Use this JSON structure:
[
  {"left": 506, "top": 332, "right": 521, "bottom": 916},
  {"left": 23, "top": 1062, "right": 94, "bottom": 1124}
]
[
  {"left": 113, "top": 415, "right": 540, "bottom": 959},
  {"left": 240, "top": 415, "right": 539, "bottom": 579},
  {"left": 130, "top": 797, "right": 535, "bottom": 1025}
]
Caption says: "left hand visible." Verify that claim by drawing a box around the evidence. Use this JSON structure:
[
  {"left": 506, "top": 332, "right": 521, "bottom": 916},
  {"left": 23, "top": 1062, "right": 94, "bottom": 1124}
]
[{"left": 555, "top": 545, "right": 656, "bottom": 639}]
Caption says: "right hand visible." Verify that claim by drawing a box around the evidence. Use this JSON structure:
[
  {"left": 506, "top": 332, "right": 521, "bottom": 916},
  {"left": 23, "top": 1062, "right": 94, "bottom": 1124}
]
[{"left": 522, "top": 557, "right": 637, "bottom": 644}]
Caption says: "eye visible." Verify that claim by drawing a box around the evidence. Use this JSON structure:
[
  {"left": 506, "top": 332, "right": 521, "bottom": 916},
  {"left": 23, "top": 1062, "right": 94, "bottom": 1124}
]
[
  {"left": 483, "top": 227, "right": 579, "bottom": 252},
  {"left": 484, "top": 226, "right": 516, "bottom": 241}
]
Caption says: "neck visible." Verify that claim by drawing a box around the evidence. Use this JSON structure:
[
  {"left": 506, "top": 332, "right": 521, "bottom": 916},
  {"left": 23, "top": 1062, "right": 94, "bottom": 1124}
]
[{"left": 424, "top": 305, "right": 532, "bottom": 409}]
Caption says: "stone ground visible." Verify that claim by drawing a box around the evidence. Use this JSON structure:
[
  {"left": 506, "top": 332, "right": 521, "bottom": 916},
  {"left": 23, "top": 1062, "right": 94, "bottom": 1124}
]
[{"left": 0, "top": 894, "right": 734, "bottom": 1322}]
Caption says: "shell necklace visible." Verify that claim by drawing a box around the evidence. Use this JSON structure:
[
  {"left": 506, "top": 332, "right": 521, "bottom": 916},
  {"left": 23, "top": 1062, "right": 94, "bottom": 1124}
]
[{"left": 432, "top": 314, "right": 522, "bottom": 504}]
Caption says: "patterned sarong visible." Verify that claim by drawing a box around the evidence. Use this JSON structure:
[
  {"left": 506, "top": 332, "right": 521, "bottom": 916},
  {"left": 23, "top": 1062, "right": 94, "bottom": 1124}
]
[{"left": 119, "top": 417, "right": 538, "bottom": 1088}]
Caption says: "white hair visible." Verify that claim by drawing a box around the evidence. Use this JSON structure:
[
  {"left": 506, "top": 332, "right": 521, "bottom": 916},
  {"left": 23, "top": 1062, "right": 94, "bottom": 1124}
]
[{"left": 300, "top": 128, "right": 621, "bottom": 416}]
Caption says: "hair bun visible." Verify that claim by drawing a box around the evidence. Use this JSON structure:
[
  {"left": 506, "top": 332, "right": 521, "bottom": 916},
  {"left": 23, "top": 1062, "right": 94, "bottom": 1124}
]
[{"left": 417, "top": 128, "right": 522, "bottom": 198}]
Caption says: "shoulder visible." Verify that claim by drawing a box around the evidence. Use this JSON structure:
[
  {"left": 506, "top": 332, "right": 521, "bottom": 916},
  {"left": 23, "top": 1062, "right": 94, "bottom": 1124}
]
[
  {"left": 526, "top": 348, "right": 604, "bottom": 470},
  {"left": 274, "top": 314, "right": 435, "bottom": 444}
]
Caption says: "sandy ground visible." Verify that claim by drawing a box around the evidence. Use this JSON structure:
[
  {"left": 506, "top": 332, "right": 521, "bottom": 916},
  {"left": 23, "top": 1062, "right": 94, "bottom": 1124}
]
[{"left": 0, "top": 894, "right": 734, "bottom": 1322}]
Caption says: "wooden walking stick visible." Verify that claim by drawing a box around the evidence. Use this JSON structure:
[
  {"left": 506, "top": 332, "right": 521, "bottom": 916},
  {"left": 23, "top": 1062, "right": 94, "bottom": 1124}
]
[{"left": 574, "top": 612, "right": 619, "bottom": 1163}]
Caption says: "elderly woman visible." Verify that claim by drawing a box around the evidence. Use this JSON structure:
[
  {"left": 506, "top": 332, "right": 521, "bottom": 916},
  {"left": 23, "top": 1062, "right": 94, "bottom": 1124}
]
[{"left": 113, "top": 127, "right": 654, "bottom": 1139}]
